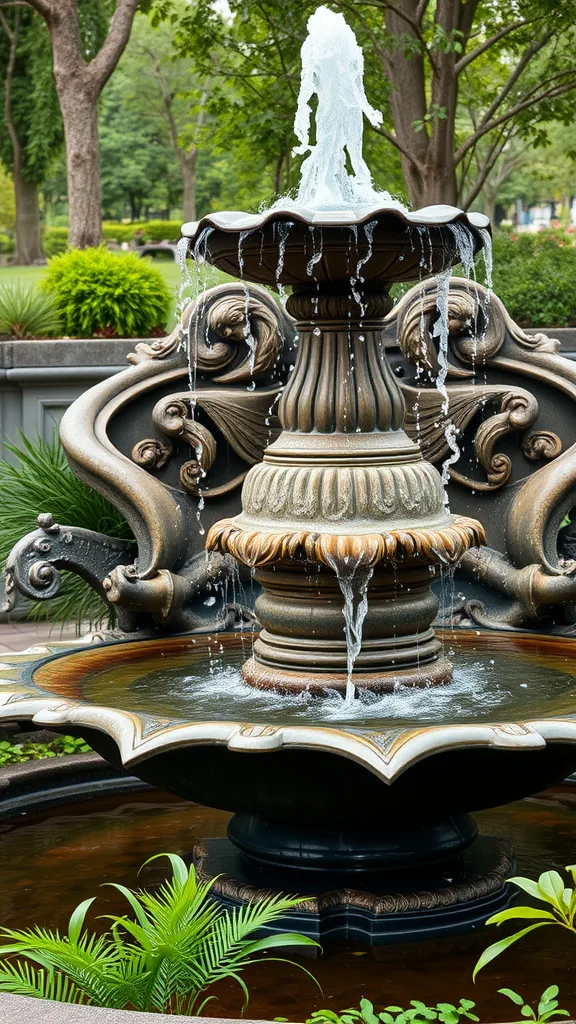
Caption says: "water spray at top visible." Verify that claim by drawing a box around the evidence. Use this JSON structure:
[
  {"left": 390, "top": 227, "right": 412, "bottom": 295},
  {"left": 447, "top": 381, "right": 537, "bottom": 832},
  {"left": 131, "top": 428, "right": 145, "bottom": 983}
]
[{"left": 290, "top": 5, "right": 406, "bottom": 212}]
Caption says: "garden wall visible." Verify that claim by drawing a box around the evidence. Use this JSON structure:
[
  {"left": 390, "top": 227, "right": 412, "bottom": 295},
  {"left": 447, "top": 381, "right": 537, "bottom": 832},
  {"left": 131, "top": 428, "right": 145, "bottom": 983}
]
[{"left": 0, "top": 339, "right": 133, "bottom": 461}]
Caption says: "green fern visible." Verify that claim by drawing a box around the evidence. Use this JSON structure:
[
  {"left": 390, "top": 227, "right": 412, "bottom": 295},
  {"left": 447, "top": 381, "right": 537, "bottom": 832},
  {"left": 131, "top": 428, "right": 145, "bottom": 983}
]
[
  {"left": 0, "top": 854, "right": 319, "bottom": 1014},
  {"left": 0, "top": 434, "right": 132, "bottom": 630},
  {"left": 0, "top": 282, "right": 62, "bottom": 339}
]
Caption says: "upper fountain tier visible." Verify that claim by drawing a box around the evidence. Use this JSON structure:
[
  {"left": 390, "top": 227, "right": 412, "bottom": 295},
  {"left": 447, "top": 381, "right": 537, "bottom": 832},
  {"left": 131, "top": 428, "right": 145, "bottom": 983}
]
[
  {"left": 180, "top": 206, "right": 489, "bottom": 290},
  {"left": 182, "top": 6, "right": 488, "bottom": 289}
]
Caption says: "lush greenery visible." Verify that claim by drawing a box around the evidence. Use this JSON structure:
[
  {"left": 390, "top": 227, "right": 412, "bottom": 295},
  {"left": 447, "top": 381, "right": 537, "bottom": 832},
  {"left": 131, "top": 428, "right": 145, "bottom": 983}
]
[
  {"left": 0, "top": 735, "right": 90, "bottom": 767},
  {"left": 305, "top": 991, "right": 571, "bottom": 1024},
  {"left": 42, "top": 220, "right": 182, "bottom": 258},
  {"left": 42, "top": 247, "right": 172, "bottom": 338},
  {"left": 0, "top": 434, "right": 132, "bottom": 628},
  {"left": 474, "top": 864, "right": 576, "bottom": 979},
  {"left": 497, "top": 986, "right": 570, "bottom": 1024},
  {"left": 491, "top": 232, "right": 576, "bottom": 327},
  {"left": 0, "top": 852, "right": 318, "bottom": 1014},
  {"left": 0, "top": 282, "right": 61, "bottom": 338},
  {"left": 305, "top": 997, "right": 479, "bottom": 1024}
]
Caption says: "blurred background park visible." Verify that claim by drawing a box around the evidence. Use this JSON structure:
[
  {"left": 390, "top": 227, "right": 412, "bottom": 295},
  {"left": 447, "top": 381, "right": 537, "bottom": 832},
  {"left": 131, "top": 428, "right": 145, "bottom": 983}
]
[{"left": 1, "top": 0, "right": 576, "bottom": 335}]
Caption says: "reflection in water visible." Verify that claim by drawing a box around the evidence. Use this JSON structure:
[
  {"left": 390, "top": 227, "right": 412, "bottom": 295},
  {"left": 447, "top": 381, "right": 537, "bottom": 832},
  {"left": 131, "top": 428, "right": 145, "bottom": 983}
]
[
  {"left": 1, "top": 788, "right": 576, "bottom": 1021},
  {"left": 81, "top": 644, "right": 576, "bottom": 729}
]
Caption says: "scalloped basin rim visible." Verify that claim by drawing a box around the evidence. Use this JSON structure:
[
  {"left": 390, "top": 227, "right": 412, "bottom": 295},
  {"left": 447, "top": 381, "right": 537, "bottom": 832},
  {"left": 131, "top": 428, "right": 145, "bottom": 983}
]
[
  {"left": 0, "top": 630, "right": 576, "bottom": 786},
  {"left": 181, "top": 204, "right": 490, "bottom": 238}
]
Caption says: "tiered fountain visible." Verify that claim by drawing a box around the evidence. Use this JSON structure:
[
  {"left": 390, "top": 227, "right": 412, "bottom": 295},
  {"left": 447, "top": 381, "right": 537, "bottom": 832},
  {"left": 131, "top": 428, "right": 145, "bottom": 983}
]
[{"left": 3, "top": 5, "right": 576, "bottom": 949}]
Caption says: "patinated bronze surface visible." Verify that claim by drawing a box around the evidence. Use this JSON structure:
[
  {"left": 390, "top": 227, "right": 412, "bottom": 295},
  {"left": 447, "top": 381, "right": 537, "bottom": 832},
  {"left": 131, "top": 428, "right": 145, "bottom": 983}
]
[{"left": 200, "top": 216, "right": 485, "bottom": 692}]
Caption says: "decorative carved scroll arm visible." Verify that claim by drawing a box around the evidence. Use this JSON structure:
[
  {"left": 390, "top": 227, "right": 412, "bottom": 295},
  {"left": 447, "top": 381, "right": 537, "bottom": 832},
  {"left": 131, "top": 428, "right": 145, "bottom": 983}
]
[
  {"left": 389, "top": 276, "right": 560, "bottom": 382},
  {"left": 132, "top": 387, "right": 282, "bottom": 498},
  {"left": 2, "top": 514, "right": 136, "bottom": 630},
  {"left": 128, "top": 282, "right": 294, "bottom": 385},
  {"left": 402, "top": 382, "right": 541, "bottom": 491}
]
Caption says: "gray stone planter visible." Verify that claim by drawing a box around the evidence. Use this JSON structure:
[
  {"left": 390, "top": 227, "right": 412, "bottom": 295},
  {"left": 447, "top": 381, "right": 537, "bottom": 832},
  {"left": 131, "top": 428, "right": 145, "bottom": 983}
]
[
  {"left": 0, "top": 338, "right": 141, "bottom": 461},
  {"left": 0, "top": 995, "right": 271, "bottom": 1023}
]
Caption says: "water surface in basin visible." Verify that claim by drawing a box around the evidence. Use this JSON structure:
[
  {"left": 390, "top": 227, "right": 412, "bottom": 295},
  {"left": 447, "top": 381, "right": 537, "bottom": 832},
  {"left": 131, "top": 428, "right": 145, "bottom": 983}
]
[
  {"left": 36, "top": 631, "right": 576, "bottom": 729},
  {"left": 1, "top": 787, "right": 576, "bottom": 1020}
]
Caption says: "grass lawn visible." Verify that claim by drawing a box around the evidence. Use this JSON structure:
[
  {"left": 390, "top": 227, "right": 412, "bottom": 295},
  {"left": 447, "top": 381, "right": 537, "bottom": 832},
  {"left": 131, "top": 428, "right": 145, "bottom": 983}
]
[{"left": 0, "top": 258, "right": 231, "bottom": 329}]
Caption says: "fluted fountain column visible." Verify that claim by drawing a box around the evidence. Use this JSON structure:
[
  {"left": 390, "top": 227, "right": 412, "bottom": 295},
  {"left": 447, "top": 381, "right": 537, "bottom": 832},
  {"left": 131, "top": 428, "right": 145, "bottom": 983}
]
[{"left": 208, "top": 283, "right": 484, "bottom": 694}]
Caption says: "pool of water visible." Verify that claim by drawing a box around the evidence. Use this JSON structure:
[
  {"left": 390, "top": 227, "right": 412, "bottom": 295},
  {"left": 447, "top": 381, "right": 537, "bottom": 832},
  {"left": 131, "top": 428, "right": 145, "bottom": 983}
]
[
  {"left": 34, "top": 630, "right": 576, "bottom": 729},
  {"left": 2, "top": 786, "right": 576, "bottom": 1021}
]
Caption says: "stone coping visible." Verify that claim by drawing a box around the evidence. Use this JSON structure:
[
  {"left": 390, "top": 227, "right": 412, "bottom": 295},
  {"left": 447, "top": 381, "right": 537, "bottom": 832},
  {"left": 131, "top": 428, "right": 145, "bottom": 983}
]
[
  {"left": 0, "top": 338, "right": 141, "bottom": 368},
  {"left": 0, "top": 994, "right": 273, "bottom": 1023}
]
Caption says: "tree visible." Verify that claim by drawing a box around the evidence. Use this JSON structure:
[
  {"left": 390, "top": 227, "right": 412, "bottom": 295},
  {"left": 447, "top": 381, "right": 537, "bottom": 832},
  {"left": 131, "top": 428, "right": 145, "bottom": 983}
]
[
  {"left": 175, "top": 0, "right": 576, "bottom": 211},
  {"left": 175, "top": 0, "right": 405, "bottom": 209},
  {"left": 119, "top": 9, "right": 210, "bottom": 221},
  {"left": 100, "top": 67, "right": 182, "bottom": 220},
  {"left": 0, "top": 0, "right": 142, "bottom": 248},
  {"left": 0, "top": 7, "right": 62, "bottom": 262}
]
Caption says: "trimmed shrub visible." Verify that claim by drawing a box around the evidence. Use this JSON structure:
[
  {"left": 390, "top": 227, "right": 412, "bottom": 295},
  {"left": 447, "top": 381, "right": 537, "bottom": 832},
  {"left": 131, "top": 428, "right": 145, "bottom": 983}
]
[
  {"left": 491, "top": 231, "right": 576, "bottom": 328},
  {"left": 102, "top": 221, "right": 143, "bottom": 244},
  {"left": 42, "top": 226, "right": 69, "bottom": 258},
  {"left": 0, "top": 232, "right": 13, "bottom": 255},
  {"left": 42, "top": 246, "right": 172, "bottom": 338},
  {"left": 0, "top": 283, "right": 62, "bottom": 339},
  {"left": 140, "top": 219, "right": 182, "bottom": 243}
]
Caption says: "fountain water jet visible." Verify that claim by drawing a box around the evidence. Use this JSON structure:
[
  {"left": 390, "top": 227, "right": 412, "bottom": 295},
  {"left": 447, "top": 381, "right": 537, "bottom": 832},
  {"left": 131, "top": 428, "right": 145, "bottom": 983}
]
[{"left": 202, "top": 7, "right": 485, "bottom": 695}]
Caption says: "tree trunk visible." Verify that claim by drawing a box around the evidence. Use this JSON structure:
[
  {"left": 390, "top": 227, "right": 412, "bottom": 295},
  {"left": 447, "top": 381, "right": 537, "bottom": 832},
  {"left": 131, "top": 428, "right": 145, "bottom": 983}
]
[
  {"left": 13, "top": 173, "right": 43, "bottom": 264},
  {"left": 58, "top": 83, "right": 102, "bottom": 248},
  {"left": 181, "top": 151, "right": 198, "bottom": 222}
]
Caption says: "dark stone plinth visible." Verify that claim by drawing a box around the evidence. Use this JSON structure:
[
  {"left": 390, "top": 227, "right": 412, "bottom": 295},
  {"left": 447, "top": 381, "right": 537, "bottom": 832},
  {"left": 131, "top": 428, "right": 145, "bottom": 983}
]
[{"left": 194, "top": 833, "right": 514, "bottom": 947}]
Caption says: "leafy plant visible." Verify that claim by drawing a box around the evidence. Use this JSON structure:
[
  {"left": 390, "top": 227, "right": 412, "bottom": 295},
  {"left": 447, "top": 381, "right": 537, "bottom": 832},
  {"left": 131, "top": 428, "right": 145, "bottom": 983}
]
[
  {"left": 42, "top": 227, "right": 69, "bottom": 259},
  {"left": 489, "top": 232, "right": 576, "bottom": 328},
  {"left": 0, "top": 283, "right": 62, "bottom": 339},
  {"left": 0, "top": 852, "right": 319, "bottom": 1014},
  {"left": 0, "top": 434, "right": 132, "bottom": 628},
  {"left": 306, "top": 998, "right": 479, "bottom": 1024},
  {"left": 42, "top": 246, "right": 172, "bottom": 338},
  {"left": 474, "top": 866, "right": 576, "bottom": 979},
  {"left": 498, "top": 986, "right": 570, "bottom": 1024},
  {"left": 0, "top": 735, "right": 91, "bottom": 766}
]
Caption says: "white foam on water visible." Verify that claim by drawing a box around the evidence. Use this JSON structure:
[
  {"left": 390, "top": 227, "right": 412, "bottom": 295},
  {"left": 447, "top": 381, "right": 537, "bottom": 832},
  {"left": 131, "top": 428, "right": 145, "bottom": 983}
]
[{"left": 274, "top": 6, "right": 406, "bottom": 212}]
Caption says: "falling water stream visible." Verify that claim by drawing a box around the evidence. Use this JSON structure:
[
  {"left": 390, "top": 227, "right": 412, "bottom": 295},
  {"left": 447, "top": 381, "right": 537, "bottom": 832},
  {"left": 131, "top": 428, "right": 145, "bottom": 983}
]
[{"left": 177, "top": 4, "right": 493, "bottom": 702}]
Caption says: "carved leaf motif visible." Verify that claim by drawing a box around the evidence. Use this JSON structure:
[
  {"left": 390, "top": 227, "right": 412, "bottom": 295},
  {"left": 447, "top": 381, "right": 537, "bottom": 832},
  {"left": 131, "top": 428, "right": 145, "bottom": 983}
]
[
  {"left": 195, "top": 388, "right": 281, "bottom": 463},
  {"left": 132, "top": 387, "right": 281, "bottom": 497},
  {"left": 195, "top": 294, "right": 282, "bottom": 383},
  {"left": 132, "top": 438, "right": 173, "bottom": 470},
  {"left": 390, "top": 277, "right": 560, "bottom": 379},
  {"left": 521, "top": 431, "right": 562, "bottom": 461},
  {"left": 128, "top": 282, "right": 290, "bottom": 379},
  {"left": 402, "top": 383, "right": 539, "bottom": 491}
]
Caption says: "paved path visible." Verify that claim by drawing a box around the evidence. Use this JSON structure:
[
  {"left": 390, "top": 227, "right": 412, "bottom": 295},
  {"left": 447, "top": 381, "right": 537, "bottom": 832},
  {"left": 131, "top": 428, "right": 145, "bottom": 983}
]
[{"left": 0, "top": 621, "right": 78, "bottom": 653}]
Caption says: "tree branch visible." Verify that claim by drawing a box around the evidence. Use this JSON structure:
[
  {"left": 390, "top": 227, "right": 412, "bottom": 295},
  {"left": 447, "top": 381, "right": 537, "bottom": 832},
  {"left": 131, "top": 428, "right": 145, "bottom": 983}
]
[
  {"left": 371, "top": 123, "right": 421, "bottom": 166},
  {"left": 0, "top": 0, "right": 51, "bottom": 16},
  {"left": 88, "top": 0, "right": 140, "bottom": 91},
  {"left": 415, "top": 0, "right": 430, "bottom": 21},
  {"left": 463, "top": 133, "right": 510, "bottom": 209},
  {"left": 476, "top": 37, "right": 547, "bottom": 129},
  {"left": 455, "top": 77, "right": 576, "bottom": 164},
  {"left": 455, "top": 19, "right": 528, "bottom": 74}
]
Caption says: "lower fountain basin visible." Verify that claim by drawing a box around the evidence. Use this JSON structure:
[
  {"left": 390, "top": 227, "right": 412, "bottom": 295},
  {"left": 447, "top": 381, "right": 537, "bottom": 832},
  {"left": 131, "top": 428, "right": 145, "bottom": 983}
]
[{"left": 3, "top": 629, "right": 576, "bottom": 826}]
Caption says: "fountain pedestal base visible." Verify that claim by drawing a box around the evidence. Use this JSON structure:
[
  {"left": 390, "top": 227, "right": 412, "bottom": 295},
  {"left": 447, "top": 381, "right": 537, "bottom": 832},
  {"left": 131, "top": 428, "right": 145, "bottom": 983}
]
[{"left": 193, "top": 827, "right": 513, "bottom": 947}]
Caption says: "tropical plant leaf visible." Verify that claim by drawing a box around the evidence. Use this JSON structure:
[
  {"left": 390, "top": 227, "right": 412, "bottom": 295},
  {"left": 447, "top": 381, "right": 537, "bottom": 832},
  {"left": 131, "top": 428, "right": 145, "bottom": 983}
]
[{"left": 473, "top": 922, "right": 552, "bottom": 979}]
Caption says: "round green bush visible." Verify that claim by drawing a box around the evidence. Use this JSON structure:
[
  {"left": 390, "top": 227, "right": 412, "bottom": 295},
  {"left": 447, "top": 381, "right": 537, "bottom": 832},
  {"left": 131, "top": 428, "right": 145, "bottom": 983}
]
[
  {"left": 102, "top": 221, "right": 143, "bottom": 244},
  {"left": 491, "top": 232, "right": 576, "bottom": 328},
  {"left": 42, "top": 226, "right": 69, "bottom": 258},
  {"left": 0, "top": 232, "right": 13, "bottom": 255},
  {"left": 42, "top": 246, "right": 172, "bottom": 338}
]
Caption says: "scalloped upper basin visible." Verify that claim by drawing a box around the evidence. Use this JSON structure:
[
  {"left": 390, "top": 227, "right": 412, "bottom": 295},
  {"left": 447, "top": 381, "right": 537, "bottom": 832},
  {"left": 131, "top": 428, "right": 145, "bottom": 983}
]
[{"left": 181, "top": 204, "right": 490, "bottom": 287}]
